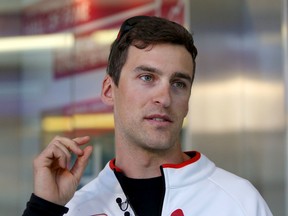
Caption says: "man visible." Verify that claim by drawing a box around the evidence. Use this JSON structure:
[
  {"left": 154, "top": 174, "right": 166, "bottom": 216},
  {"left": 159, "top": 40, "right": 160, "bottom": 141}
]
[{"left": 23, "top": 16, "right": 272, "bottom": 216}]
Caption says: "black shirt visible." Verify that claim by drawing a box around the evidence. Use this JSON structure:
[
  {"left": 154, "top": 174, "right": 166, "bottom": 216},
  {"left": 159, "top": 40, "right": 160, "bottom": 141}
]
[
  {"left": 115, "top": 171, "right": 165, "bottom": 216},
  {"left": 22, "top": 193, "right": 68, "bottom": 216}
]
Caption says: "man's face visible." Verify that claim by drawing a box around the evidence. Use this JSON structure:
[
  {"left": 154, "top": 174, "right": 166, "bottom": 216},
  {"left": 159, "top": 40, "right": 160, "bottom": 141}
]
[{"left": 108, "top": 43, "right": 194, "bottom": 152}]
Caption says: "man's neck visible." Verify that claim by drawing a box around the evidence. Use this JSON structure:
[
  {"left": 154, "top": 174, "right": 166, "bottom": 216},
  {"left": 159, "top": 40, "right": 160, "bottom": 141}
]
[{"left": 115, "top": 145, "right": 189, "bottom": 179}]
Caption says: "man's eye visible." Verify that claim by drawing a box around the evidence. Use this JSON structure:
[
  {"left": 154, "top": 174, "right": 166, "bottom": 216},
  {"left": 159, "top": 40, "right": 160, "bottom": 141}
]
[
  {"left": 140, "top": 74, "right": 153, "bottom": 82},
  {"left": 173, "top": 81, "right": 186, "bottom": 89}
]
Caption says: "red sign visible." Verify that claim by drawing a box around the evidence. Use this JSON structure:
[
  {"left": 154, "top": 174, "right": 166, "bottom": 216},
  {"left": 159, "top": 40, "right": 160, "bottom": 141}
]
[
  {"left": 43, "top": 98, "right": 112, "bottom": 116},
  {"left": 23, "top": 0, "right": 186, "bottom": 79},
  {"left": 23, "top": 0, "right": 158, "bottom": 34}
]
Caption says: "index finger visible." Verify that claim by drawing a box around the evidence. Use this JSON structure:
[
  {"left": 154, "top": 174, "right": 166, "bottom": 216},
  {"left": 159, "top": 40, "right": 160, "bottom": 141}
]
[
  {"left": 72, "top": 136, "right": 91, "bottom": 155},
  {"left": 54, "top": 136, "right": 90, "bottom": 156},
  {"left": 73, "top": 136, "right": 90, "bottom": 146}
]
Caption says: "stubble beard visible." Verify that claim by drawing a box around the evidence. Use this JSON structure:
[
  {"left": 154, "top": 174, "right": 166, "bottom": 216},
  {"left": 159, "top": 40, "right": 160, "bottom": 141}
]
[{"left": 123, "top": 123, "right": 181, "bottom": 155}]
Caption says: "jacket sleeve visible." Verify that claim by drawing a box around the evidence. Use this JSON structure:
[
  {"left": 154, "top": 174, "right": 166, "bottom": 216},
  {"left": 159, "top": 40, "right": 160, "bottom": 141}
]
[{"left": 22, "top": 193, "right": 69, "bottom": 216}]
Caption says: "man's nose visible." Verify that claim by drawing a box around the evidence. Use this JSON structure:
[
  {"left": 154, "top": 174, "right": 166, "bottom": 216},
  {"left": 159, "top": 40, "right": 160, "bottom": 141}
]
[{"left": 153, "top": 83, "right": 171, "bottom": 108}]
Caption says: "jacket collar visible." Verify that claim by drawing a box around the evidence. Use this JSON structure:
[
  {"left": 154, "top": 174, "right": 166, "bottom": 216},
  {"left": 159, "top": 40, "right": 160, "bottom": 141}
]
[{"left": 109, "top": 151, "right": 215, "bottom": 188}]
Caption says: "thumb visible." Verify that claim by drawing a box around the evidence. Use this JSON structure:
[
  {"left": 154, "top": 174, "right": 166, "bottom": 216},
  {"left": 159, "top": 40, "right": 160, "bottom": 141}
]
[{"left": 70, "top": 145, "right": 93, "bottom": 182}]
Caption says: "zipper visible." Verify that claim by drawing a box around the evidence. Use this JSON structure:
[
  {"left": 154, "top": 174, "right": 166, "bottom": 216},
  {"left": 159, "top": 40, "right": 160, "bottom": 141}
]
[{"left": 159, "top": 166, "right": 166, "bottom": 216}]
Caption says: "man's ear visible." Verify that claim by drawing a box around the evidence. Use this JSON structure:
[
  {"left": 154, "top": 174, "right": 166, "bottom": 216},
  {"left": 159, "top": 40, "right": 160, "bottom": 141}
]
[{"left": 101, "top": 75, "right": 114, "bottom": 106}]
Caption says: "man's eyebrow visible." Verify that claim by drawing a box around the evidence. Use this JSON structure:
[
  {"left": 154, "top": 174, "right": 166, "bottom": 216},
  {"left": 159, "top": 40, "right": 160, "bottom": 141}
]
[
  {"left": 133, "top": 65, "right": 192, "bottom": 83},
  {"left": 172, "top": 72, "right": 193, "bottom": 83},
  {"left": 133, "top": 65, "right": 162, "bottom": 74}
]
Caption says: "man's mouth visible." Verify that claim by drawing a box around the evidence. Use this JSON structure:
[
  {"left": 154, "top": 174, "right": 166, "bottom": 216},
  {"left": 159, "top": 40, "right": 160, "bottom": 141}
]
[
  {"left": 145, "top": 114, "right": 172, "bottom": 123},
  {"left": 152, "top": 117, "right": 166, "bottom": 122}
]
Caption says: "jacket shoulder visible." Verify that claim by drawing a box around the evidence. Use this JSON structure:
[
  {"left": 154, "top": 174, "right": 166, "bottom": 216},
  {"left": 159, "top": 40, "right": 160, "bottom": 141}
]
[{"left": 208, "top": 167, "right": 272, "bottom": 215}]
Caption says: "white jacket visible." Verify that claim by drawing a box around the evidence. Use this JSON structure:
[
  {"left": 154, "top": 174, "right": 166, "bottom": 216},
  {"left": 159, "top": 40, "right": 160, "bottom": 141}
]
[{"left": 65, "top": 152, "right": 272, "bottom": 216}]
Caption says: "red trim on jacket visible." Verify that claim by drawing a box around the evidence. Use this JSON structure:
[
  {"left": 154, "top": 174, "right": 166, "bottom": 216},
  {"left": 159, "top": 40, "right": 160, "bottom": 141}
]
[
  {"left": 161, "top": 151, "right": 201, "bottom": 169},
  {"left": 109, "top": 151, "right": 201, "bottom": 171},
  {"left": 109, "top": 159, "right": 123, "bottom": 172}
]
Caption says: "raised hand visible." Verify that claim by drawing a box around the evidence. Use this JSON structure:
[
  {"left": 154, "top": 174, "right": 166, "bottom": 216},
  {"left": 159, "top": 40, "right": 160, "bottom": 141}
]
[{"left": 33, "top": 136, "right": 93, "bottom": 206}]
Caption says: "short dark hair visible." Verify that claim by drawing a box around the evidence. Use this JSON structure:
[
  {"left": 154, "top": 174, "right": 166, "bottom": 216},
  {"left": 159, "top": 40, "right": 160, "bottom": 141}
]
[{"left": 107, "top": 16, "right": 198, "bottom": 86}]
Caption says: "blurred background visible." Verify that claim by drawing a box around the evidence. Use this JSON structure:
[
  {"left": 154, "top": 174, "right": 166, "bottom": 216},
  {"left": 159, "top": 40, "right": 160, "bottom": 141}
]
[{"left": 0, "top": 0, "right": 287, "bottom": 215}]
